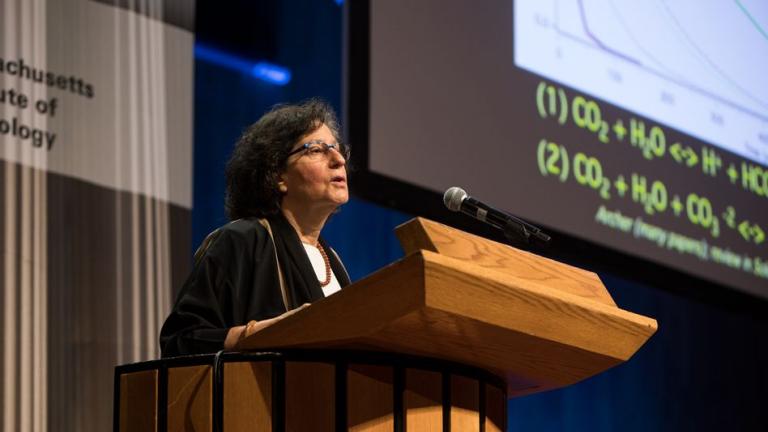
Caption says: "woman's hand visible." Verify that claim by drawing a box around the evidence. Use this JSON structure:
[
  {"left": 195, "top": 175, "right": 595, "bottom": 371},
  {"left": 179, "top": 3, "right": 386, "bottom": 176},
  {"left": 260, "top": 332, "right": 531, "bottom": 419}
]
[{"left": 223, "top": 303, "right": 311, "bottom": 350}]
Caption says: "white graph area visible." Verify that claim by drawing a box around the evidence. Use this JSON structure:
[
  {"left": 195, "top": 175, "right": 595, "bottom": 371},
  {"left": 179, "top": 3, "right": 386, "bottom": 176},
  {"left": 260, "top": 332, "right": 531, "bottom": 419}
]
[{"left": 515, "top": 0, "right": 768, "bottom": 165}]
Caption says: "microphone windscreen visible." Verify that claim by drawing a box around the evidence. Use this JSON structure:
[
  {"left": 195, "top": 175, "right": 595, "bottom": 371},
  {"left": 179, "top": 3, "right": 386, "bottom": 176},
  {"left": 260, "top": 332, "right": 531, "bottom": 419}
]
[{"left": 443, "top": 187, "right": 467, "bottom": 212}]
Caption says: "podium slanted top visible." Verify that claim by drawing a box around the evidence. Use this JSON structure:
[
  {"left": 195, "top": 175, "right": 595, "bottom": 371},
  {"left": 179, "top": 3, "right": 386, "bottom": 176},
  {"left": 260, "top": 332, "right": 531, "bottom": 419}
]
[{"left": 239, "top": 217, "right": 657, "bottom": 397}]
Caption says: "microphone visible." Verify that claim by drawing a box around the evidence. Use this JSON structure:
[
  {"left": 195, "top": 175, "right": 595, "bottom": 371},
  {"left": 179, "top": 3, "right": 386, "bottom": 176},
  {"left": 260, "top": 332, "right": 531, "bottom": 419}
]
[{"left": 443, "top": 187, "right": 551, "bottom": 246}]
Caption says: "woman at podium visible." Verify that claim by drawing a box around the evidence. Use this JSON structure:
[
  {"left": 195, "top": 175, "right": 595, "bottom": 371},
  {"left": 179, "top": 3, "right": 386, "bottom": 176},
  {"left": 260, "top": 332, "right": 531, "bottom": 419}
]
[{"left": 159, "top": 100, "right": 351, "bottom": 357}]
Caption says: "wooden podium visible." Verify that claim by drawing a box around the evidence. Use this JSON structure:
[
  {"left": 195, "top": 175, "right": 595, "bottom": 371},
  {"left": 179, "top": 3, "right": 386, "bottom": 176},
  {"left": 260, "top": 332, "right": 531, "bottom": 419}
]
[{"left": 115, "top": 218, "right": 657, "bottom": 431}]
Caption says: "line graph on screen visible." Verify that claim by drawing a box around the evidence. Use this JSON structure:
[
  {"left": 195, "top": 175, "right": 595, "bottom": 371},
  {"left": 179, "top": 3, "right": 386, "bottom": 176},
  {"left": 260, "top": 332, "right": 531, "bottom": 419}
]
[{"left": 515, "top": 0, "right": 768, "bottom": 165}]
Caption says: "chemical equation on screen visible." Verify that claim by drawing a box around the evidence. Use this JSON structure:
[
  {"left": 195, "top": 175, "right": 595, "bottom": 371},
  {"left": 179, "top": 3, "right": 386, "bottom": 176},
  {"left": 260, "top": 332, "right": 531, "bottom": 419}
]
[
  {"left": 535, "top": 81, "right": 768, "bottom": 200},
  {"left": 535, "top": 139, "right": 764, "bottom": 245},
  {"left": 535, "top": 139, "right": 767, "bottom": 279}
]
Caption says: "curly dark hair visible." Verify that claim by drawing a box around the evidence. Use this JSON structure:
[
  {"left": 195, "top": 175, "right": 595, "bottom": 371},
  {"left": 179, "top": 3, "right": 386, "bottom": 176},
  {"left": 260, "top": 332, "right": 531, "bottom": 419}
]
[{"left": 225, "top": 99, "right": 344, "bottom": 220}]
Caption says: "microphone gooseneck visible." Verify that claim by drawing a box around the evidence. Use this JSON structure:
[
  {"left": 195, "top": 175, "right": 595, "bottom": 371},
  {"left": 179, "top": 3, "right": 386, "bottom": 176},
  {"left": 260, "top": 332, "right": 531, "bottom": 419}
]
[{"left": 443, "top": 186, "right": 551, "bottom": 246}]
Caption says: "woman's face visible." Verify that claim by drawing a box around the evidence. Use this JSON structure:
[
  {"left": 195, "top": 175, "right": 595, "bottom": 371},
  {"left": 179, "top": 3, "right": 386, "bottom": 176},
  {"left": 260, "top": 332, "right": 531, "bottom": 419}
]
[{"left": 279, "top": 123, "right": 349, "bottom": 212}]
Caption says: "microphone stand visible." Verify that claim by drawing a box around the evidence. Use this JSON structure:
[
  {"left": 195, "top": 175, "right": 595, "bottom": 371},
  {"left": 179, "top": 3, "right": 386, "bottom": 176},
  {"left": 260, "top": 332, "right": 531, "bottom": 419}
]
[{"left": 501, "top": 216, "right": 550, "bottom": 249}]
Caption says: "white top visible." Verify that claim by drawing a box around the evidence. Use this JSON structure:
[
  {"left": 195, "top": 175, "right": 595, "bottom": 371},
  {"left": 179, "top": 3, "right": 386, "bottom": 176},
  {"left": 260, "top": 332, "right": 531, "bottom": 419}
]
[{"left": 302, "top": 243, "right": 341, "bottom": 297}]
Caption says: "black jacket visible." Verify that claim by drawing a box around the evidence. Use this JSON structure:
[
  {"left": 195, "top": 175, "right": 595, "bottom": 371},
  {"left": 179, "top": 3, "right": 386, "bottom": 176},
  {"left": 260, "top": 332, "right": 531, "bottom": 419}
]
[{"left": 159, "top": 213, "right": 350, "bottom": 357}]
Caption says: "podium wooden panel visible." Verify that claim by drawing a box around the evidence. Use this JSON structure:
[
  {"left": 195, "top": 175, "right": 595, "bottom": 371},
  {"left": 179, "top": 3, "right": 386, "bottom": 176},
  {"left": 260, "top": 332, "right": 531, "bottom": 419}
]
[
  {"left": 115, "top": 351, "right": 505, "bottom": 432},
  {"left": 115, "top": 218, "right": 656, "bottom": 431},
  {"left": 347, "top": 365, "right": 394, "bottom": 431},
  {"left": 167, "top": 365, "right": 212, "bottom": 431},
  {"left": 404, "top": 369, "right": 442, "bottom": 431},
  {"left": 118, "top": 370, "right": 157, "bottom": 432},
  {"left": 451, "top": 375, "right": 479, "bottom": 432},
  {"left": 223, "top": 361, "right": 271, "bottom": 431}
]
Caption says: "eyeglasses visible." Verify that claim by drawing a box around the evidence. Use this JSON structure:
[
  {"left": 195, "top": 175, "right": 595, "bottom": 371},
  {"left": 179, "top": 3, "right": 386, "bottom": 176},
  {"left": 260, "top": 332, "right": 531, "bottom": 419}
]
[{"left": 286, "top": 139, "right": 350, "bottom": 161}]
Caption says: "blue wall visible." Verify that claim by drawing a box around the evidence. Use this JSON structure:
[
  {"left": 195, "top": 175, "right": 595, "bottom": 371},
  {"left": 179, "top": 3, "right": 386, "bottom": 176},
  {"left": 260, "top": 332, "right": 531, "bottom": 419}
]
[{"left": 193, "top": 1, "right": 768, "bottom": 430}]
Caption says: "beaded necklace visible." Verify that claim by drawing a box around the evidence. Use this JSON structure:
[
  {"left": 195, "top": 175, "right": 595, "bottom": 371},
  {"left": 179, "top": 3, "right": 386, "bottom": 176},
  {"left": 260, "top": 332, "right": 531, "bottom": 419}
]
[{"left": 315, "top": 242, "right": 332, "bottom": 287}]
